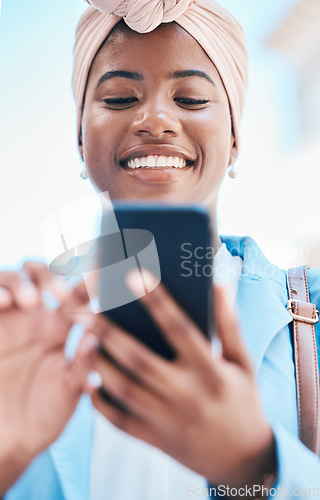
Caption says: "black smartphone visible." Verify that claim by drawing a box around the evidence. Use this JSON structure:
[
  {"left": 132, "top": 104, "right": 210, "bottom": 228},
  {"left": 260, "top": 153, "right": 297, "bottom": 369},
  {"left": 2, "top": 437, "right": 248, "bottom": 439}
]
[{"left": 98, "top": 203, "right": 215, "bottom": 361}]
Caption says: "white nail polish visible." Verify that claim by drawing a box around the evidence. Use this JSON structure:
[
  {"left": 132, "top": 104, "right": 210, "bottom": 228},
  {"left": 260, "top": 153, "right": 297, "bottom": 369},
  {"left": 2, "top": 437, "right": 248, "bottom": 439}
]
[{"left": 88, "top": 370, "right": 102, "bottom": 388}]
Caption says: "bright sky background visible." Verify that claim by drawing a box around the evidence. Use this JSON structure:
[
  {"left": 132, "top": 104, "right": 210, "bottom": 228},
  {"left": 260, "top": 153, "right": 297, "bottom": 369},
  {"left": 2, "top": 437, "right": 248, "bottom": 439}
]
[{"left": 1, "top": 0, "right": 319, "bottom": 270}]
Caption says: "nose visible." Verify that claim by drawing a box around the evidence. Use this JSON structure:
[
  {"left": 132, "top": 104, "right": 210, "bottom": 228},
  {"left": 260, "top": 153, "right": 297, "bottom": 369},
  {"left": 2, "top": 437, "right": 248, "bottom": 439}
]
[{"left": 131, "top": 97, "right": 182, "bottom": 138}]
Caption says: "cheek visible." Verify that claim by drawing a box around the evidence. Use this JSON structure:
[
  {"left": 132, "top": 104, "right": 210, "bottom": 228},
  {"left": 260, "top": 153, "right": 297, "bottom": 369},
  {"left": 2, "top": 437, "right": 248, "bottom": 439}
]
[
  {"left": 188, "top": 107, "right": 232, "bottom": 163},
  {"left": 82, "top": 110, "right": 123, "bottom": 167}
]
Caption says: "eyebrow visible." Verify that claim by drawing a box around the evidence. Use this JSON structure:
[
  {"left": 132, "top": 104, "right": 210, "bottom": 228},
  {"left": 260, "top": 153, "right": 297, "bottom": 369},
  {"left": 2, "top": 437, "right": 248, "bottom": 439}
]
[
  {"left": 169, "top": 70, "right": 216, "bottom": 86},
  {"left": 96, "top": 70, "right": 143, "bottom": 88},
  {"left": 96, "top": 69, "right": 216, "bottom": 89}
]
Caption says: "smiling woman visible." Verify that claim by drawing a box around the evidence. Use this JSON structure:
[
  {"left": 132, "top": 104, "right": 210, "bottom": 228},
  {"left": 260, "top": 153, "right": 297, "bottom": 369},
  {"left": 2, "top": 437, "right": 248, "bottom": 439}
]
[
  {"left": 1, "top": 1, "right": 320, "bottom": 500},
  {"left": 80, "top": 21, "right": 234, "bottom": 229}
]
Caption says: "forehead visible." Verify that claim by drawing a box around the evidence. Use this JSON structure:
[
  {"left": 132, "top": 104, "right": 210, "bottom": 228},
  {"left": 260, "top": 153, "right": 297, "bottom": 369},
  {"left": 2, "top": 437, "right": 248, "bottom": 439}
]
[{"left": 90, "top": 21, "right": 221, "bottom": 80}]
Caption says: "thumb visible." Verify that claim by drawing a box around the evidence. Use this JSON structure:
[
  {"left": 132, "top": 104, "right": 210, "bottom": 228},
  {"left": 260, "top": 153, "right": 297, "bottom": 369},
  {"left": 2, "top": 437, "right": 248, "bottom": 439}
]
[
  {"left": 214, "top": 284, "right": 253, "bottom": 373},
  {"left": 68, "top": 332, "right": 100, "bottom": 394}
]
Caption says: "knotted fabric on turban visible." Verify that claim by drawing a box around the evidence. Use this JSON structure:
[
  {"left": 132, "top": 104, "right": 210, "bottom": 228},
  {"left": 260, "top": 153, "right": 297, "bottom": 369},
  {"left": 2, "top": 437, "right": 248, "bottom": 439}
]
[
  {"left": 73, "top": 0, "right": 248, "bottom": 154},
  {"left": 85, "top": 0, "right": 192, "bottom": 32}
]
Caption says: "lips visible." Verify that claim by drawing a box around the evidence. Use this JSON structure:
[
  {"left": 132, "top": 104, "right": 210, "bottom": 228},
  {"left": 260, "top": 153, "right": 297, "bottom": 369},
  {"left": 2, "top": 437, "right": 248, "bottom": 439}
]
[{"left": 118, "top": 144, "right": 196, "bottom": 170}]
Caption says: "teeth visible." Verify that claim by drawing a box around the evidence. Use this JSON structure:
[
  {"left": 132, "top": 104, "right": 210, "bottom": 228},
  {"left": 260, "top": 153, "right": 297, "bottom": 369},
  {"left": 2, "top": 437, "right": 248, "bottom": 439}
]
[
  {"left": 167, "top": 157, "right": 173, "bottom": 166},
  {"left": 157, "top": 156, "right": 167, "bottom": 167},
  {"left": 125, "top": 155, "right": 188, "bottom": 169},
  {"left": 173, "top": 157, "right": 180, "bottom": 168},
  {"left": 146, "top": 155, "right": 157, "bottom": 167},
  {"left": 140, "top": 157, "right": 147, "bottom": 167}
]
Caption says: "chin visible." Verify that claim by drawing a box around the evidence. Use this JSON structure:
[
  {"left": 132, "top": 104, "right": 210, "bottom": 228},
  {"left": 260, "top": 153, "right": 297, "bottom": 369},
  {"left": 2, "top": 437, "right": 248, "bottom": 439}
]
[{"left": 113, "top": 187, "right": 188, "bottom": 204}]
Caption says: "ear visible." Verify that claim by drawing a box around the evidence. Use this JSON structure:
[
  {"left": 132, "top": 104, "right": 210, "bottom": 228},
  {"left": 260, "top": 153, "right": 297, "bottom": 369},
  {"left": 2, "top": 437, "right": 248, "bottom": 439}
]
[
  {"left": 78, "top": 128, "right": 84, "bottom": 162},
  {"left": 229, "top": 134, "right": 237, "bottom": 164}
]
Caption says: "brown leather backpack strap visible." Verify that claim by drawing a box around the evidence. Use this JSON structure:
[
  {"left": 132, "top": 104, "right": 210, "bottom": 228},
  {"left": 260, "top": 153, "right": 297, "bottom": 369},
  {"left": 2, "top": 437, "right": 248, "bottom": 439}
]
[{"left": 287, "top": 265, "right": 320, "bottom": 455}]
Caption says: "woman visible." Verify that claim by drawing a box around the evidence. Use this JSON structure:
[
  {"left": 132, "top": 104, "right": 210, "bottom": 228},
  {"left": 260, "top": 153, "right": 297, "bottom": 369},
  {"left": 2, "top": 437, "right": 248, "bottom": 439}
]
[{"left": 1, "top": 1, "right": 320, "bottom": 498}]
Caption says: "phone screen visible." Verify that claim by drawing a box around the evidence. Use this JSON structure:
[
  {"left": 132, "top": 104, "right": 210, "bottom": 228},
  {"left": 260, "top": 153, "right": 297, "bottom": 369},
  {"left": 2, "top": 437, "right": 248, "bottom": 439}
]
[{"left": 98, "top": 203, "right": 214, "bottom": 360}]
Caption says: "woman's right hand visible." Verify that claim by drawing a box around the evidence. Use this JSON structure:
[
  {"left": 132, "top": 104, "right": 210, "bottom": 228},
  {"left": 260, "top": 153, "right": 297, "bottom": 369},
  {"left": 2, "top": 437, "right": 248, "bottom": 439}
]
[
  {"left": 0, "top": 263, "right": 99, "bottom": 494},
  {"left": 0, "top": 261, "right": 69, "bottom": 311}
]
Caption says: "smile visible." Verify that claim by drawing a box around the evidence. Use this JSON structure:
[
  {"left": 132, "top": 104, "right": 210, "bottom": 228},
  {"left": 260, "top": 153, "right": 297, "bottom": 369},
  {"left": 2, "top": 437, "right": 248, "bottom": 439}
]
[
  {"left": 119, "top": 145, "right": 197, "bottom": 173},
  {"left": 124, "top": 155, "right": 192, "bottom": 169}
]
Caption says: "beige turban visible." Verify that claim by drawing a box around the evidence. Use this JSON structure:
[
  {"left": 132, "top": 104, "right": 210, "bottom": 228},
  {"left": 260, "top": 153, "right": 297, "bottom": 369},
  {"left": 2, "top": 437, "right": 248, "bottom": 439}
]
[{"left": 73, "top": 0, "right": 248, "bottom": 154}]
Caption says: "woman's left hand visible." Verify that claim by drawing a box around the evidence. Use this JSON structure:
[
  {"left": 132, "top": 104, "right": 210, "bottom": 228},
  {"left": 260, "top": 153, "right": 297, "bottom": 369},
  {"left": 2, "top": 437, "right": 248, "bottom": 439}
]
[{"left": 89, "top": 270, "right": 276, "bottom": 488}]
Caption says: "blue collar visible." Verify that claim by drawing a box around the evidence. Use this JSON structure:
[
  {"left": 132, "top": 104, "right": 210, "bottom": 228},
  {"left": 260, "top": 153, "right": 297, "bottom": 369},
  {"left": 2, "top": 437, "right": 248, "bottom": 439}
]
[{"left": 222, "top": 236, "right": 292, "bottom": 372}]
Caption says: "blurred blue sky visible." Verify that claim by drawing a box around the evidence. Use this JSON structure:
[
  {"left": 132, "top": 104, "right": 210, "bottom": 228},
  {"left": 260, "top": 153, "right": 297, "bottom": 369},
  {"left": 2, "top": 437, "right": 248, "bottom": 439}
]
[{"left": 1, "top": 0, "right": 318, "bottom": 269}]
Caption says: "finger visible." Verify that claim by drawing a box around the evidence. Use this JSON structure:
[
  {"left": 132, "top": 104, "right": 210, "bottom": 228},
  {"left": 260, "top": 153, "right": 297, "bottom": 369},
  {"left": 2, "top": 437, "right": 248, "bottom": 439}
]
[
  {"left": 214, "top": 285, "right": 253, "bottom": 373},
  {"left": 60, "top": 280, "right": 90, "bottom": 310},
  {"left": 58, "top": 280, "right": 93, "bottom": 327},
  {"left": 0, "top": 271, "right": 40, "bottom": 309},
  {"left": 91, "top": 389, "right": 159, "bottom": 449},
  {"left": 93, "top": 351, "right": 169, "bottom": 423},
  {"left": 126, "top": 269, "right": 211, "bottom": 362},
  {"left": 94, "top": 314, "right": 222, "bottom": 408},
  {"left": 91, "top": 314, "right": 176, "bottom": 399},
  {"left": 66, "top": 331, "right": 100, "bottom": 395},
  {"left": 0, "top": 286, "right": 13, "bottom": 310},
  {"left": 22, "top": 261, "right": 69, "bottom": 301}
]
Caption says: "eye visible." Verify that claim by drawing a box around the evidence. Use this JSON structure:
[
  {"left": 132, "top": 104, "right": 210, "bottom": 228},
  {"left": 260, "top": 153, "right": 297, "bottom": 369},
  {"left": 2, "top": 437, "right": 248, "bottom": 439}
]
[
  {"left": 102, "top": 97, "right": 138, "bottom": 109},
  {"left": 174, "top": 98, "right": 210, "bottom": 108}
]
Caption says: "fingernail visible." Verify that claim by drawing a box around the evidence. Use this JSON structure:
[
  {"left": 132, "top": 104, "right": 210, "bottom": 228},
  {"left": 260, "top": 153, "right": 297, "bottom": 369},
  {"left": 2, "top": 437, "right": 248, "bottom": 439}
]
[
  {"left": 126, "top": 269, "right": 159, "bottom": 295},
  {"left": 42, "top": 289, "right": 60, "bottom": 310},
  {"left": 0, "top": 287, "right": 11, "bottom": 307},
  {"left": 80, "top": 333, "right": 100, "bottom": 355},
  {"left": 87, "top": 370, "right": 102, "bottom": 388},
  {"left": 126, "top": 269, "right": 145, "bottom": 296},
  {"left": 141, "top": 269, "right": 159, "bottom": 291},
  {"left": 51, "top": 277, "right": 70, "bottom": 297},
  {"left": 16, "top": 283, "right": 40, "bottom": 307}
]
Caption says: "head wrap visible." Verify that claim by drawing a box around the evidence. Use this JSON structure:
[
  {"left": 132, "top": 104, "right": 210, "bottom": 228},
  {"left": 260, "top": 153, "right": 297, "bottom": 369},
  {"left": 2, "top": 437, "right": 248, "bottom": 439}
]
[{"left": 73, "top": 0, "right": 248, "bottom": 154}]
